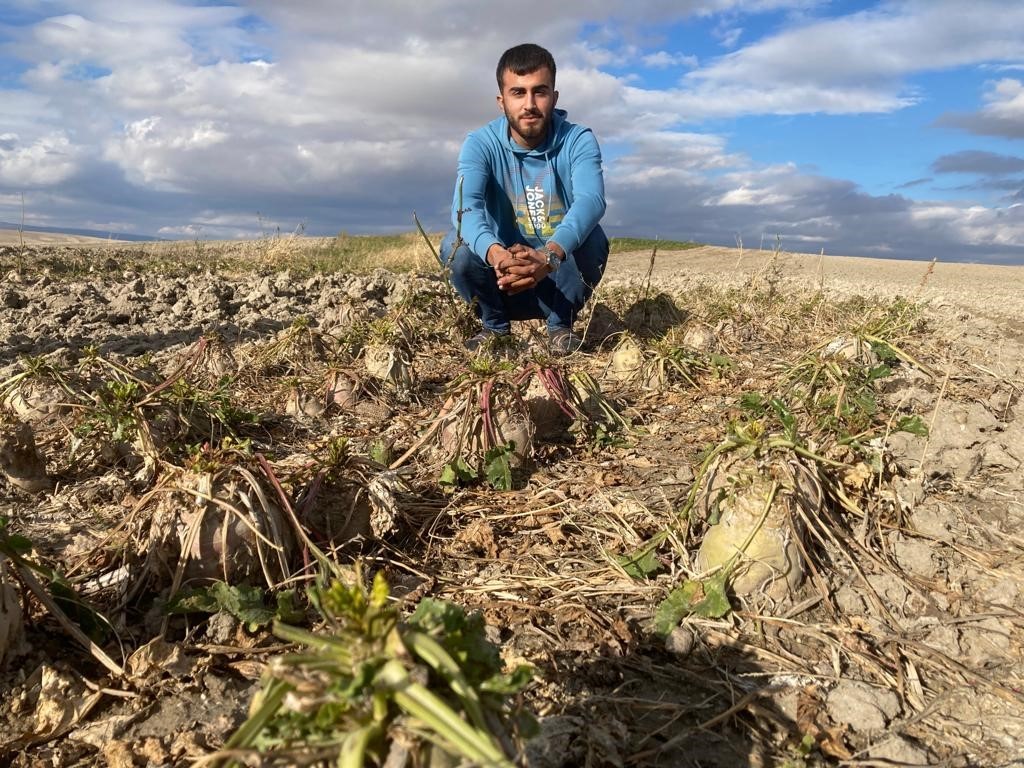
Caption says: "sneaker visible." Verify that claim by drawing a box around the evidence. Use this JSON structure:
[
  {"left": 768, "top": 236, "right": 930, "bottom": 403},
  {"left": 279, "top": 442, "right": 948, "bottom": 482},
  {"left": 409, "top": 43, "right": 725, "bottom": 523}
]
[
  {"left": 464, "top": 328, "right": 510, "bottom": 352},
  {"left": 548, "top": 327, "right": 584, "bottom": 355}
]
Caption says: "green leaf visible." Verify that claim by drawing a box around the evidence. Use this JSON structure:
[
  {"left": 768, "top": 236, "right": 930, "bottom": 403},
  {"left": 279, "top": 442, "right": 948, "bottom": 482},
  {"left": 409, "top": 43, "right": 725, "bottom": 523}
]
[
  {"left": 709, "top": 354, "right": 733, "bottom": 373},
  {"left": 480, "top": 664, "right": 534, "bottom": 695},
  {"left": 216, "top": 582, "right": 276, "bottom": 630},
  {"left": 237, "top": 606, "right": 278, "bottom": 632},
  {"left": 275, "top": 589, "right": 305, "bottom": 625},
  {"left": 896, "top": 414, "right": 929, "bottom": 436},
  {"left": 652, "top": 573, "right": 733, "bottom": 637},
  {"left": 691, "top": 571, "right": 732, "bottom": 619},
  {"left": 440, "top": 456, "right": 477, "bottom": 487},
  {"left": 368, "top": 438, "right": 392, "bottom": 466},
  {"left": 483, "top": 443, "right": 513, "bottom": 491},
  {"left": 407, "top": 599, "right": 503, "bottom": 686},
  {"left": 0, "top": 518, "right": 32, "bottom": 555},
  {"left": 168, "top": 581, "right": 279, "bottom": 630},
  {"left": 616, "top": 546, "right": 662, "bottom": 579},
  {"left": 167, "top": 588, "right": 220, "bottom": 614},
  {"left": 219, "top": 570, "right": 530, "bottom": 768},
  {"left": 407, "top": 597, "right": 464, "bottom": 634},
  {"left": 739, "top": 392, "right": 766, "bottom": 413},
  {"left": 769, "top": 397, "right": 798, "bottom": 442},
  {"left": 868, "top": 339, "right": 899, "bottom": 362},
  {"left": 339, "top": 661, "right": 379, "bottom": 699},
  {"left": 866, "top": 364, "right": 893, "bottom": 383},
  {"left": 850, "top": 390, "right": 878, "bottom": 418},
  {"left": 3, "top": 533, "right": 33, "bottom": 556},
  {"left": 653, "top": 581, "right": 703, "bottom": 637},
  {"left": 707, "top": 488, "right": 727, "bottom": 525}
]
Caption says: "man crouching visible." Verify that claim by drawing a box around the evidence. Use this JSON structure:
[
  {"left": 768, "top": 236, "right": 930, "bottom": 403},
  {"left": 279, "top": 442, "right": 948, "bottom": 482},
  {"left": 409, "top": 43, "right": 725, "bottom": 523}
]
[{"left": 441, "top": 43, "right": 609, "bottom": 355}]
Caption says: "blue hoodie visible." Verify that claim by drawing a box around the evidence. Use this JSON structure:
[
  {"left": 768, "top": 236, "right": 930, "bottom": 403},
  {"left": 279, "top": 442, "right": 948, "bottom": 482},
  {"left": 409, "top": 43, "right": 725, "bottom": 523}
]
[{"left": 452, "top": 108, "right": 606, "bottom": 262}]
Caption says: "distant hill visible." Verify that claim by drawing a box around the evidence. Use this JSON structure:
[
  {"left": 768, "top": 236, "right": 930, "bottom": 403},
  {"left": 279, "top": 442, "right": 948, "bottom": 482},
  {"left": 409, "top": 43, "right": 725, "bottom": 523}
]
[{"left": 0, "top": 221, "right": 159, "bottom": 242}]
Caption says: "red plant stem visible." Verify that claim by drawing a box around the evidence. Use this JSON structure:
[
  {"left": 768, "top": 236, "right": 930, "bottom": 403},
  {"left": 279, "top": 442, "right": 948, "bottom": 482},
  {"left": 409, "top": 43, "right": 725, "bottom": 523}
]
[
  {"left": 480, "top": 379, "right": 496, "bottom": 449},
  {"left": 533, "top": 367, "right": 575, "bottom": 419}
]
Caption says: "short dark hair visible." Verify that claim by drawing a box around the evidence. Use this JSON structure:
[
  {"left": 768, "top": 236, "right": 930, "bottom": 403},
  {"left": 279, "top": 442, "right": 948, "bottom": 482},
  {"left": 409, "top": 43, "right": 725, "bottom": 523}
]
[{"left": 496, "top": 43, "right": 556, "bottom": 90}]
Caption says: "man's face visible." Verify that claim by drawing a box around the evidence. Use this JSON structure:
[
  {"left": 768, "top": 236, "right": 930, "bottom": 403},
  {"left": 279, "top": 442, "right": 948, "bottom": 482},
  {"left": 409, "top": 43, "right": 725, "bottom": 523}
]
[{"left": 497, "top": 67, "right": 558, "bottom": 149}]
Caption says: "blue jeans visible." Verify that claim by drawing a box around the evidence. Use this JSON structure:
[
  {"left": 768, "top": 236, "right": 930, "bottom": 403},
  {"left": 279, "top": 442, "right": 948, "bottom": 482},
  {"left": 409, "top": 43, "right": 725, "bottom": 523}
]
[{"left": 442, "top": 227, "right": 609, "bottom": 334}]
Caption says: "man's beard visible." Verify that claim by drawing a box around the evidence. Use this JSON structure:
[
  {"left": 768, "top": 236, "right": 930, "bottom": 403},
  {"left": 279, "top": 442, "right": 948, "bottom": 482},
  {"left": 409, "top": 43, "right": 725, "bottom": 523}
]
[{"left": 505, "top": 106, "right": 549, "bottom": 144}]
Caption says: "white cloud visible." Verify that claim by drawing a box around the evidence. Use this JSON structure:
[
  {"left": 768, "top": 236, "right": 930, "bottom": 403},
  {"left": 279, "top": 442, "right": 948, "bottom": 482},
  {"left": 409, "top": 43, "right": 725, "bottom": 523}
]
[
  {"left": 243, "top": 0, "right": 812, "bottom": 43},
  {"left": 104, "top": 116, "right": 232, "bottom": 189},
  {"left": 713, "top": 21, "right": 743, "bottom": 49},
  {"left": 609, "top": 131, "right": 746, "bottom": 180},
  {"left": 909, "top": 202, "right": 1024, "bottom": 249},
  {"left": 684, "top": 0, "right": 1024, "bottom": 116},
  {"left": 938, "top": 78, "right": 1024, "bottom": 139},
  {"left": 0, "top": 89, "right": 63, "bottom": 134},
  {"left": 642, "top": 51, "right": 699, "bottom": 69},
  {"left": 709, "top": 0, "right": 1024, "bottom": 83},
  {"left": 604, "top": 147, "right": 1024, "bottom": 263},
  {"left": 0, "top": 132, "right": 80, "bottom": 186},
  {"left": 0, "top": 0, "right": 1021, "bottom": 264},
  {"left": 7, "top": 3, "right": 248, "bottom": 67},
  {"left": 547, "top": 0, "right": 1024, "bottom": 126},
  {"left": 716, "top": 184, "right": 790, "bottom": 207}
]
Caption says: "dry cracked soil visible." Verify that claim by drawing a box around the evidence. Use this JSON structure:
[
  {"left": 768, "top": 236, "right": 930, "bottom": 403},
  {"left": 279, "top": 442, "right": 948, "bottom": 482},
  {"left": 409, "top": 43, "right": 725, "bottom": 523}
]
[{"left": 0, "top": 240, "right": 1022, "bottom": 768}]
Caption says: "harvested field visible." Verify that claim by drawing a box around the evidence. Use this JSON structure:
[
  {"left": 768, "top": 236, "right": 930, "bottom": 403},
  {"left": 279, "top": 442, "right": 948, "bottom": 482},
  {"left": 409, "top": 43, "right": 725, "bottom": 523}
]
[{"left": 1, "top": 238, "right": 1022, "bottom": 767}]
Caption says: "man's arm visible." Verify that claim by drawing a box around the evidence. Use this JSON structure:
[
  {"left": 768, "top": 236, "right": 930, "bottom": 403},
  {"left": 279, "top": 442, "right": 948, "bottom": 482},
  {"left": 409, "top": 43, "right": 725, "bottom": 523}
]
[
  {"left": 455, "top": 132, "right": 541, "bottom": 289},
  {"left": 454, "top": 133, "right": 501, "bottom": 261},
  {"left": 548, "top": 129, "right": 606, "bottom": 257}
]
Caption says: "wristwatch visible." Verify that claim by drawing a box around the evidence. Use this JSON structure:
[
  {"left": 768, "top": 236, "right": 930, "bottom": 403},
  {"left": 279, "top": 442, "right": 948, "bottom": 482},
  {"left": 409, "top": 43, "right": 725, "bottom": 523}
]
[{"left": 540, "top": 245, "right": 563, "bottom": 272}]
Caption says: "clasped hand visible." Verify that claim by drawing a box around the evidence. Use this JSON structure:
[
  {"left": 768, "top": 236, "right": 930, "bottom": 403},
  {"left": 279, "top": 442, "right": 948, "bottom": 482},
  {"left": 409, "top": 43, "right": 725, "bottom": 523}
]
[{"left": 487, "top": 243, "right": 551, "bottom": 295}]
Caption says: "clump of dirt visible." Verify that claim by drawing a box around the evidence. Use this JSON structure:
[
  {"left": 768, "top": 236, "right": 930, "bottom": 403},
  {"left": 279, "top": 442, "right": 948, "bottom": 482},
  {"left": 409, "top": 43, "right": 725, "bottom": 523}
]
[{"left": 0, "top": 243, "right": 1022, "bottom": 767}]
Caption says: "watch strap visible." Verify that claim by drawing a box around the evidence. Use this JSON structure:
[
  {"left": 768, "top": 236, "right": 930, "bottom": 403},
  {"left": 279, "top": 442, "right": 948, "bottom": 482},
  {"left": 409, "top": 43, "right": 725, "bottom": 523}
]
[{"left": 541, "top": 246, "right": 562, "bottom": 271}]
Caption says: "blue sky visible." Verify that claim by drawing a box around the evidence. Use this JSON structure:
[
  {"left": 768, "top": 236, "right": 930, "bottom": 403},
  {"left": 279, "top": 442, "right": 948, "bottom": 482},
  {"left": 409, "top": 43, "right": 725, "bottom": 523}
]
[{"left": 1, "top": 1, "right": 1023, "bottom": 263}]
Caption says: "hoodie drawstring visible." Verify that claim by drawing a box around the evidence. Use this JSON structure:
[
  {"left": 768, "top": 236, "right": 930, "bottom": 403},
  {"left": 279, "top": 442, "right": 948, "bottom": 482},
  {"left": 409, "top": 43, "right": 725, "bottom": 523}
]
[
  {"left": 545, "top": 151, "right": 553, "bottom": 230},
  {"left": 511, "top": 147, "right": 554, "bottom": 243}
]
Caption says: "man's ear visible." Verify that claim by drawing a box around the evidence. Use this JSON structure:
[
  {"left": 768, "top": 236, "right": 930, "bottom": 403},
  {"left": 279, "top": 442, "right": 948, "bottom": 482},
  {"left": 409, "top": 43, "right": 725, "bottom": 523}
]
[
  {"left": 553, "top": 90, "right": 559, "bottom": 108},
  {"left": 496, "top": 93, "right": 503, "bottom": 112}
]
